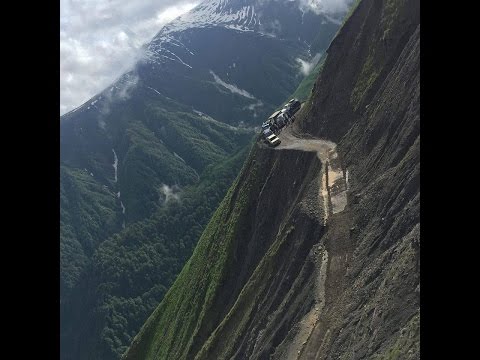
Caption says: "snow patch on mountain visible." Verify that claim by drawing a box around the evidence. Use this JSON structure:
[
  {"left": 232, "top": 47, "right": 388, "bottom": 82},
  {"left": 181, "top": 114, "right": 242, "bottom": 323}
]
[
  {"left": 167, "top": 36, "right": 196, "bottom": 55},
  {"left": 164, "top": 48, "right": 193, "bottom": 68},
  {"left": 147, "top": 86, "right": 163, "bottom": 97},
  {"left": 210, "top": 70, "right": 256, "bottom": 99},
  {"left": 150, "top": 0, "right": 350, "bottom": 39},
  {"left": 153, "top": 0, "right": 258, "bottom": 38},
  {"left": 138, "top": 0, "right": 352, "bottom": 71}
]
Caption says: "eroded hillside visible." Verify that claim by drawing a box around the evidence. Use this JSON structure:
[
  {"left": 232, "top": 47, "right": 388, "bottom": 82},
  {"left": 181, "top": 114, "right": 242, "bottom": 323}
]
[
  {"left": 60, "top": 1, "right": 348, "bottom": 358},
  {"left": 123, "top": 0, "right": 420, "bottom": 358}
]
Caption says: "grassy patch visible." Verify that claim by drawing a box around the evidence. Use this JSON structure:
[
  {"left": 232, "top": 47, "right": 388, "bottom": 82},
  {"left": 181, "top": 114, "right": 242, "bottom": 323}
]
[
  {"left": 122, "top": 147, "right": 262, "bottom": 360},
  {"left": 350, "top": 47, "right": 380, "bottom": 109},
  {"left": 289, "top": 54, "right": 327, "bottom": 103},
  {"left": 374, "top": 313, "right": 420, "bottom": 360}
]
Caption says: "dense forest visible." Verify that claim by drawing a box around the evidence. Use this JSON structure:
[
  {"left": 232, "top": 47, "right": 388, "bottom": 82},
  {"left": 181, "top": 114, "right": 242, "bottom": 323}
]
[
  {"left": 60, "top": 90, "right": 254, "bottom": 359},
  {"left": 61, "top": 138, "right": 253, "bottom": 359},
  {"left": 60, "top": 1, "right": 349, "bottom": 358}
]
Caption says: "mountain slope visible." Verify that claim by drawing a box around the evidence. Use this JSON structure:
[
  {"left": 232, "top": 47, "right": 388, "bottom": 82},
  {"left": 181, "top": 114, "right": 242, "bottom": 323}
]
[
  {"left": 60, "top": 1, "right": 349, "bottom": 359},
  {"left": 61, "top": 144, "right": 252, "bottom": 359},
  {"left": 136, "top": 0, "right": 341, "bottom": 125},
  {"left": 123, "top": 0, "right": 419, "bottom": 358}
]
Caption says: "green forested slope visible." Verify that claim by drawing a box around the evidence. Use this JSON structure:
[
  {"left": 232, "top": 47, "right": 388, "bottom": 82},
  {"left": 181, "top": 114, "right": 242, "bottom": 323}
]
[
  {"left": 60, "top": 1, "right": 348, "bottom": 358},
  {"left": 123, "top": 0, "right": 420, "bottom": 358},
  {"left": 60, "top": 87, "right": 254, "bottom": 359}
]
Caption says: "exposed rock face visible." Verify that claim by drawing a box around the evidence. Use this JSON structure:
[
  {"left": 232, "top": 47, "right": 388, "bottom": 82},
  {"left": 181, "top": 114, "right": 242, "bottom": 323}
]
[
  {"left": 299, "top": 0, "right": 420, "bottom": 143},
  {"left": 123, "top": 0, "right": 420, "bottom": 358},
  {"left": 60, "top": 1, "right": 349, "bottom": 358}
]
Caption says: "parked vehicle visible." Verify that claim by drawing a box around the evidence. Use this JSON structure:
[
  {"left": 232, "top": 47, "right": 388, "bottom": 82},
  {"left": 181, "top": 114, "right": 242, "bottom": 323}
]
[
  {"left": 262, "top": 128, "right": 281, "bottom": 147},
  {"left": 275, "top": 113, "right": 287, "bottom": 129},
  {"left": 286, "top": 98, "right": 301, "bottom": 115},
  {"left": 259, "top": 98, "right": 300, "bottom": 147},
  {"left": 268, "top": 110, "right": 282, "bottom": 123},
  {"left": 266, "top": 108, "right": 291, "bottom": 133}
]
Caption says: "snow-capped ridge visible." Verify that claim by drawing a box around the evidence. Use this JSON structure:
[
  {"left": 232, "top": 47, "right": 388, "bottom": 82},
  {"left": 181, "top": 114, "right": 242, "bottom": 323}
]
[{"left": 152, "top": 0, "right": 258, "bottom": 41}]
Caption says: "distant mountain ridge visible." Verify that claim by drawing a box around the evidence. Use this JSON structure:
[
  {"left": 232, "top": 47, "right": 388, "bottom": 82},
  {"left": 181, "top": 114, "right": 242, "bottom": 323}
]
[
  {"left": 122, "top": 0, "right": 420, "bottom": 358},
  {"left": 60, "top": 0, "right": 348, "bottom": 359},
  {"left": 61, "top": 0, "right": 342, "bottom": 126}
]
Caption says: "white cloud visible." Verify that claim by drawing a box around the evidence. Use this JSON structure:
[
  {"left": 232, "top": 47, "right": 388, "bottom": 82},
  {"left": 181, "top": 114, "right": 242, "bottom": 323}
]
[
  {"left": 243, "top": 100, "right": 264, "bottom": 118},
  {"left": 159, "top": 184, "right": 181, "bottom": 204},
  {"left": 60, "top": 0, "right": 354, "bottom": 115},
  {"left": 298, "top": 0, "right": 354, "bottom": 15},
  {"left": 296, "top": 52, "right": 322, "bottom": 76},
  {"left": 60, "top": 0, "right": 199, "bottom": 115}
]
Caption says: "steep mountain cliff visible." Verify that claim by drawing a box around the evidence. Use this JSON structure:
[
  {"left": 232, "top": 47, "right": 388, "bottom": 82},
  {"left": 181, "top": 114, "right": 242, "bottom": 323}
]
[
  {"left": 123, "top": 0, "right": 420, "bottom": 358},
  {"left": 60, "top": 1, "right": 349, "bottom": 359}
]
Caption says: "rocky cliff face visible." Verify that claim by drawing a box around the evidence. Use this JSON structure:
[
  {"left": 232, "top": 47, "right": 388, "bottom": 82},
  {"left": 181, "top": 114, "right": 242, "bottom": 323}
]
[
  {"left": 60, "top": 1, "right": 348, "bottom": 358},
  {"left": 123, "top": 0, "right": 420, "bottom": 358}
]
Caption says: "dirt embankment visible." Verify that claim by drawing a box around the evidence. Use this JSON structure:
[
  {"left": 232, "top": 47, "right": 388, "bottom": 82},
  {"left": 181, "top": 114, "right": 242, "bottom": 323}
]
[
  {"left": 256, "top": 126, "right": 353, "bottom": 359},
  {"left": 276, "top": 127, "right": 349, "bottom": 225}
]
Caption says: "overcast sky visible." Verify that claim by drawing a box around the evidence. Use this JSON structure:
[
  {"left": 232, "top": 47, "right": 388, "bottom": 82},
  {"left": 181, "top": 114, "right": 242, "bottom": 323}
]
[
  {"left": 60, "top": 0, "right": 352, "bottom": 116},
  {"left": 60, "top": 0, "right": 199, "bottom": 115}
]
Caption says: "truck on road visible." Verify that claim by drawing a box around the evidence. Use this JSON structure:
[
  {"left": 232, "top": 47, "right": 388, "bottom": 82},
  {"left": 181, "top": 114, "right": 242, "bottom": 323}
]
[{"left": 259, "top": 98, "right": 301, "bottom": 147}]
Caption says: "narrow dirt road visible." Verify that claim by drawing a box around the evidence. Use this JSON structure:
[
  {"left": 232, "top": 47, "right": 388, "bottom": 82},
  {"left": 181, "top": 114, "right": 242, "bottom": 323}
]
[
  {"left": 272, "top": 126, "right": 351, "bottom": 359},
  {"left": 275, "top": 127, "right": 348, "bottom": 224}
]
